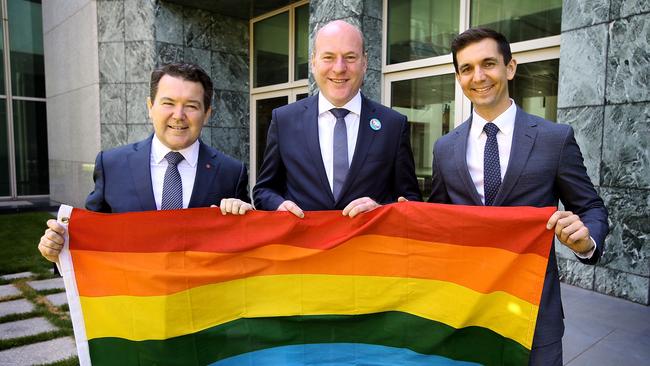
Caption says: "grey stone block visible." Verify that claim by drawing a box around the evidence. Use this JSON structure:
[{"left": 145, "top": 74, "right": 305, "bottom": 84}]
[
  {"left": 184, "top": 7, "right": 213, "bottom": 49},
  {"left": 558, "top": 24, "right": 608, "bottom": 107},
  {"left": 594, "top": 266, "right": 649, "bottom": 304},
  {"left": 556, "top": 106, "right": 604, "bottom": 185},
  {"left": 200, "top": 126, "right": 212, "bottom": 146},
  {"left": 27, "top": 277, "right": 65, "bottom": 291},
  {"left": 127, "top": 124, "right": 153, "bottom": 144},
  {"left": 126, "top": 83, "right": 150, "bottom": 125},
  {"left": 362, "top": 69, "right": 381, "bottom": 103},
  {"left": 611, "top": 0, "right": 650, "bottom": 19},
  {"left": 101, "top": 124, "right": 128, "bottom": 150},
  {"left": 155, "top": 1, "right": 184, "bottom": 44},
  {"left": 0, "top": 337, "right": 77, "bottom": 366},
  {"left": 211, "top": 52, "right": 248, "bottom": 93},
  {"left": 558, "top": 257, "right": 595, "bottom": 289},
  {"left": 211, "top": 127, "right": 249, "bottom": 163},
  {"left": 362, "top": 16, "right": 382, "bottom": 72},
  {"left": 45, "top": 292, "right": 68, "bottom": 307},
  {"left": 100, "top": 83, "right": 126, "bottom": 125},
  {"left": 125, "top": 0, "right": 155, "bottom": 41},
  {"left": 602, "top": 103, "right": 650, "bottom": 189},
  {"left": 0, "top": 284, "right": 20, "bottom": 298},
  {"left": 561, "top": 0, "right": 609, "bottom": 31},
  {"left": 184, "top": 47, "right": 212, "bottom": 80},
  {"left": 0, "top": 272, "right": 34, "bottom": 281},
  {"left": 0, "top": 318, "right": 56, "bottom": 340},
  {"left": 211, "top": 15, "right": 248, "bottom": 55},
  {"left": 606, "top": 16, "right": 650, "bottom": 104},
  {"left": 125, "top": 41, "right": 156, "bottom": 83},
  {"left": 213, "top": 90, "right": 249, "bottom": 128},
  {"left": 0, "top": 299, "right": 34, "bottom": 317},
  {"left": 97, "top": 0, "right": 124, "bottom": 42},
  {"left": 363, "top": 0, "right": 382, "bottom": 20},
  {"left": 311, "top": 0, "right": 364, "bottom": 25},
  {"left": 98, "top": 42, "right": 126, "bottom": 83},
  {"left": 156, "top": 41, "right": 184, "bottom": 66}
]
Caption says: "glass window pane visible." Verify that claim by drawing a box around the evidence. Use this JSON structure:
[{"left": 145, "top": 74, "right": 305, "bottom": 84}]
[
  {"left": 471, "top": 0, "right": 562, "bottom": 43},
  {"left": 387, "top": 0, "right": 459, "bottom": 64},
  {"left": 256, "top": 96, "right": 288, "bottom": 177},
  {"left": 8, "top": 0, "right": 45, "bottom": 98},
  {"left": 0, "top": 100, "right": 9, "bottom": 196},
  {"left": 0, "top": 6, "right": 5, "bottom": 96},
  {"left": 254, "top": 12, "right": 289, "bottom": 87},
  {"left": 391, "top": 74, "right": 455, "bottom": 199},
  {"left": 13, "top": 100, "right": 48, "bottom": 195},
  {"left": 510, "top": 59, "right": 559, "bottom": 121},
  {"left": 294, "top": 4, "right": 309, "bottom": 80},
  {"left": 296, "top": 93, "right": 308, "bottom": 101}
]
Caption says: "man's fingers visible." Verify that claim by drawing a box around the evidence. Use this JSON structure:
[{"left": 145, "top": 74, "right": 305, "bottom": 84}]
[
  {"left": 567, "top": 226, "right": 590, "bottom": 245},
  {"left": 46, "top": 219, "right": 65, "bottom": 235},
  {"left": 397, "top": 196, "right": 408, "bottom": 202},
  {"left": 342, "top": 198, "right": 364, "bottom": 216},
  {"left": 343, "top": 197, "right": 379, "bottom": 217},
  {"left": 546, "top": 210, "right": 571, "bottom": 230},
  {"left": 277, "top": 201, "right": 304, "bottom": 218}
]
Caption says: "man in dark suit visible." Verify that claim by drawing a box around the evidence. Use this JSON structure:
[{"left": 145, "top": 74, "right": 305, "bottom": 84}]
[
  {"left": 253, "top": 20, "right": 421, "bottom": 217},
  {"left": 39, "top": 63, "right": 251, "bottom": 262},
  {"left": 427, "top": 28, "right": 608, "bottom": 365}
]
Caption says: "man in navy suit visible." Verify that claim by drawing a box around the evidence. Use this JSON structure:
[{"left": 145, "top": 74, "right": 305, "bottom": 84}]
[
  {"left": 427, "top": 28, "right": 608, "bottom": 365},
  {"left": 253, "top": 20, "right": 421, "bottom": 218},
  {"left": 39, "top": 63, "right": 251, "bottom": 262}
]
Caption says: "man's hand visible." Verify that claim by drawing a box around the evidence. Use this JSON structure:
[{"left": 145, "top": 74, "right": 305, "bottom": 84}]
[
  {"left": 219, "top": 198, "right": 254, "bottom": 215},
  {"left": 546, "top": 210, "right": 594, "bottom": 254},
  {"left": 342, "top": 197, "right": 380, "bottom": 218},
  {"left": 277, "top": 200, "right": 304, "bottom": 218},
  {"left": 38, "top": 219, "right": 66, "bottom": 263},
  {"left": 397, "top": 196, "right": 408, "bottom": 202}
]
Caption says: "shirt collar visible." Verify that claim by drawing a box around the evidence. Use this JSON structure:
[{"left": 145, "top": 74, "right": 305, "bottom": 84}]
[
  {"left": 318, "top": 91, "right": 362, "bottom": 117},
  {"left": 151, "top": 134, "right": 200, "bottom": 167},
  {"left": 469, "top": 99, "right": 517, "bottom": 140}
]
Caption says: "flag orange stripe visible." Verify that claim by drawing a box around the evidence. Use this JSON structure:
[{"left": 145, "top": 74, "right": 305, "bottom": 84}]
[{"left": 71, "top": 235, "right": 546, "bottom": 304}]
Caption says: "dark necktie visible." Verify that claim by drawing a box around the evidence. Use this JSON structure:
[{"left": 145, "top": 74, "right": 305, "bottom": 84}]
[
  {"left": 330, "top": 108, "right": 350, "bottom": 200},
  {"left": 161, "top": 151, "right": 184, "bottom": 210},
  {"left": 483, "top": 123, "right": 501, "bottom": 206}
]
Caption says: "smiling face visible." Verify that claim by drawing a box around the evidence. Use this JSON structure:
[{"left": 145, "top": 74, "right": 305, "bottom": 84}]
[
  {"left": 311, "top": 21, "right": 367, "bottom": 107},
  {"left": 455, "top": 38, "right": 517, "bottom": 121},
  {"left": 147, "top": 74, "right": 211, "bottom": 150}
]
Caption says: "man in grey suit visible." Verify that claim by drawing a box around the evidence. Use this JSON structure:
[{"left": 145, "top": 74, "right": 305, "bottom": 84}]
[{"left": 427, "top": 28, "right": 608, "bottom": 365}]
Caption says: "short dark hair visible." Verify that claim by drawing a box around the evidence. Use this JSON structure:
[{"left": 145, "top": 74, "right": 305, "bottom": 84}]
[
  {"left": 149, "top": 63, "right": 213, "bottom": 111},
  {"left": 451, "top": 28, "right": 512, "bottom": 73}
]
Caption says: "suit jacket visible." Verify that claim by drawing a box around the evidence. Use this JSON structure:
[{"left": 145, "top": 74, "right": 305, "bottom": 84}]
[
  {"left": 428, "top": 107, "right": 608, "bottom": 346},
  {"left": 253, "top": 93, "right": 422, "bottom": 211},
  {"left": 85, "top": 136, "right": 250, "bottom": 213}
]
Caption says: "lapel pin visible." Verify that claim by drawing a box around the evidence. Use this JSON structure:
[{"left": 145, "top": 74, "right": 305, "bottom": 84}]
[
  {"left": 369, "top": 118, "right": 381, "bottom": 131},
  {"left": 206, "top": 164, "right": 211, "bottom": 169}
]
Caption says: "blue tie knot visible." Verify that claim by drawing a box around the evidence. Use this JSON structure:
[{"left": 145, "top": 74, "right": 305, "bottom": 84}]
[
  {"left": 483, "top": 123, "right": 500, "bottom": 138},
  {"left": 165, "top": 151, "right": 184, "bottom": 166},
  {"left": 330, "top": 108, "right": 350, "bottom": 119}
]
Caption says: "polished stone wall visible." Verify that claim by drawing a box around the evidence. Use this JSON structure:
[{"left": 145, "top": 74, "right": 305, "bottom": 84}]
[{"left": 557, "top": 0, "right": 649, "bottom": 304}]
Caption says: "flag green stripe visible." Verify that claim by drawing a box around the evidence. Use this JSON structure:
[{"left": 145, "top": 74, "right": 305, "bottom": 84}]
[{"left": 88, "top": 311, "right": 529, "bottom": 366}]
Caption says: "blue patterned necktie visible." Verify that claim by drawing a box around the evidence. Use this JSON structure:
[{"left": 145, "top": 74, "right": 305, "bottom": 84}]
[
  {"left": 330, "top": 108, "right": 350, "bottom": 200},
  {"left": 483, "top": 123, "right": 501, "bottom": 206},
  {"left": 161, "top": 151, "right": 185, "bottom": 210}
]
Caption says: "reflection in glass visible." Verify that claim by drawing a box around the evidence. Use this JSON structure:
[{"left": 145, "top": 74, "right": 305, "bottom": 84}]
[
  {"left": 256, "top": 96, "right": 288, "bottom": 177},
  {"left": 387, "top": 0, "right": 459, "bottom": 64},
  {"left": 254, "top": 12, "right": 289, "bottom": 87},
  {"left": 294, "top": 5, "right": 309, "bottom": 80},
  {"left": 8, "top": 0, "right": 45, "bottom": 97},
  {"left": 296, "top": 93, "right": 308, "bottom": 100},
  {"left": 509, "top": 59, "right": 559, "bottom": 121},
  {"left": 391, "top": 74, "right": 455, "bottom": 199},
  {"left": 0, "top": 101, "right": 8, "bottom": 196},
  {"left": 471, "top": 0, "right": 562, "bottom": 43},
  {"left": 13, "top": 100, "right": 48, "bottom": 195},
  {"left": 0, "top": 6, "right": 4, "bottom": 96}
]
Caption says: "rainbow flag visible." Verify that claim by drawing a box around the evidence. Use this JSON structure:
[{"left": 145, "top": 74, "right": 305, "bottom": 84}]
[{"left": 57, "top": 202, "right": 554, "bottom": 366}]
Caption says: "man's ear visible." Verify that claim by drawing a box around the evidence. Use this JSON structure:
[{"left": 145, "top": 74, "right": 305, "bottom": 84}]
[
  {"left": 203, "top": 107, "right": 212, "bottom": 126},
  {"left": 506, "top": 58, "right": 517, "bottom": 80},
  {"left": 146, "top": 97, "right": 153, "bottom": 119}
]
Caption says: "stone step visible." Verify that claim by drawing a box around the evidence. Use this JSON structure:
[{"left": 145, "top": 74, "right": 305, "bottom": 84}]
[
  {"left": 0, "top": 337, "right": 77, "bottom": 366},
  {"left": 26, "top": 278, "right": 64, "bottom": 291},
  {"left": 45, "top": 292, "right": 68, "bottom": 307},
  {"left": 0, "top": 317, "right": 56, "bottom": 340},
  {"left": 0, "top": 272, "right": 34, "bottom": 281},
  {"left": 0, "top": 284, "right": 20, "bottom": 298},
  {"left": 0, "top": 299, "right": 35, "bottom": 318}
]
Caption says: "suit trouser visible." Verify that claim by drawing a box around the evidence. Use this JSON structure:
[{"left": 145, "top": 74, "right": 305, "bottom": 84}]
[{"left": 529, "top": 340, "right": 562, "bottom": 366}]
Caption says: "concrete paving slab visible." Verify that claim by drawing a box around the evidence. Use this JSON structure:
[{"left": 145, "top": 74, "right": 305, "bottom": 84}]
[
  {"left": 0, "top": 317, "right": 56, "bottom": 340},
  {"left": 0, "top": 337, "right": 77, "bottom": 366},
  {"left": 0, "top": 284, "right": 20, "bottom": 298},
  {"left": 45, "top": 292, "right": 68, "bottom": 306},
  {"left": 565, "top": 328, "right": 650, "bottom": 366},
  {"left": 0, "top": 272, "right": 34, "bottom": 281},
  {"left": 562, "top": 316, "right": 613, "bottom": 363},
  {"left": 0, "top": 299, "right": 35, "bottom": 318},
  {"left": 26, "top": 277, "right": 65, "bottom": 291}
]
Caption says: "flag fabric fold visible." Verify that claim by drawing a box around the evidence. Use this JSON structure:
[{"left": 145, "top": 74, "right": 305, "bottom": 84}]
[{"left": 59, "top": 202, "right": 554, "bottom": 366}]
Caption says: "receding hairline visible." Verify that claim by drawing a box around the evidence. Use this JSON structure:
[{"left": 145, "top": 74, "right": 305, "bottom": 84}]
[{"left": 312, "top": 20, "right": 366, "bottom": 56}]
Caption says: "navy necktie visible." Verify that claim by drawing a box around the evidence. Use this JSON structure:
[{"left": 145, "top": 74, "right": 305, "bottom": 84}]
[
  {"left": 330, "top": 108, "right": 350, "bottom": 200},
  {"left": 161, "top": 151, "right": 184, "bottom": 210},
  {"left": 483, "top": 123, "right": 501, "bottom": 206}
]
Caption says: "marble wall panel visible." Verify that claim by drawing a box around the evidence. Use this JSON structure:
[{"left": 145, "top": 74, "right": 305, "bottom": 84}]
[
  {"left": 48, "top": 159, "right": 94, "bottom": 208},
  {"left": 97, "top": 0, "right": 124, "bottom": 42},
  {"left": 126, "top": 124, "right": 153, "bottom": 144},
  {"left": 311, "top": 0, "right": 364, "bottom": 26},
  {"left": 558, "top": 257, "right": 595, "bottom": 290},
  {"left": 99, "top": 42, "right": 126, "bottom": 83},
  {"left": 606, "top": 16, "right": 650, "bottom": 104},
  {"left": 610, "top": 0, "right": 650, "bottom": 19},
  {"left": 600, "top": 188, "right": 649, "bottom": 277},
  {"left": 210, "top": 15, "right": 249, "bottom": 55},
  {"left": 602, "top": 103, "right": 650, "bottom": 188},
  {"left": 184, "top": 7, "right": 213, "bottom": 49},
  {"left": 363, "top": 0, "right": 382, "bottom": 20},
  {"left": 125, "top": 41, "right": 156, "bottom": 82},
  {"left": 155, "top": 42, "right": 184, "bottom": 66},
  {"left": 154, "top": 1, "right": 184, "bottom": 45},
  {"left": 100, "top": 124, "right": 128, "bottom": 150},
  {"left": 213, "top": 91, "right": 249, "bottom": 129},
  {"left": 211, "top": 52, "right": 249, "bottom": 93},
  {"left": 200, "top": 126, "right": 212, "bottom": 146},
  {"left": 362, "top": 16, "right": 382, "bottom": 73},
  {"left": 561, "top": 0, "right": 610, "bottom": 31},
  {"left": 184, "top": 48, "right": 212, "bottom": 79},
  {"left": 211, "top": 128, "right": 249, "bottom": 163},
  {"left": 556, "top": 106, "right": 604, "bottom": 185},
  {"left": 558, "top": 24, "right": 608, "bottom": 108},
  {"left": 125, "top": 0, "right": 155, "bottom": 41},
  {"left": 126, "top": 83, "right": 150, "bottom": 125},
  {"left": 100, "top": 83, "right": 126, "bottom": 125},
  {"left": 595, "top": 266, "right": 649, "bottom": 304},
  {"left": 362, "top": 69, "right": 381, "bottom": 103}
]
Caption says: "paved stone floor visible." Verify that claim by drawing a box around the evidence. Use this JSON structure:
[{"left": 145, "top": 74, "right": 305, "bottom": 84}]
[{"left": 0, "top": 271, "right": 647, "bottom": 365}]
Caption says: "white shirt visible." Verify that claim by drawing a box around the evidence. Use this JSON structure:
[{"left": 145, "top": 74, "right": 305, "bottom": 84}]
[
  {"left": 318, "top": 91, "right": 361, "bottom": 193},
  {"left": 150, "top": 135, "right": 199, "bottom": 209}
]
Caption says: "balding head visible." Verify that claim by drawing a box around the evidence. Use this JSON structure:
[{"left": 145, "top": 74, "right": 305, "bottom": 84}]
[{"left": 313, "top": 20, "right": 365, "bottom": 56}]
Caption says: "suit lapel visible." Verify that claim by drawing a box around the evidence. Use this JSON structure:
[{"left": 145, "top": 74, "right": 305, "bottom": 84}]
[
  {"left": 188, "top": 141, "right": 220, "bottom": 208},
  {"left": 302, "top": 95, "right": 335, "bottom": 203},
  {"left": 128, "top": 137, "right": 157, "bottom": 211},
  {"left": 455, "top": 117, "right": 483, "bottom": 206}
]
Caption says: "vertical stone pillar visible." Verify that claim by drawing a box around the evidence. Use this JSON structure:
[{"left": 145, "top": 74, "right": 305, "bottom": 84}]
[{"left": 557, "top": 0, "right": 649, "bottom": 304}]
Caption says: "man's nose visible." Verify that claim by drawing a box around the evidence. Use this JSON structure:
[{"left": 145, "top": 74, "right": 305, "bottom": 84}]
[
  {"left": 472, "top": 67, "right": 486, "bottom": 82},
  {"left": 332, "top": 56, "right": 347, "bottom": 73}
]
